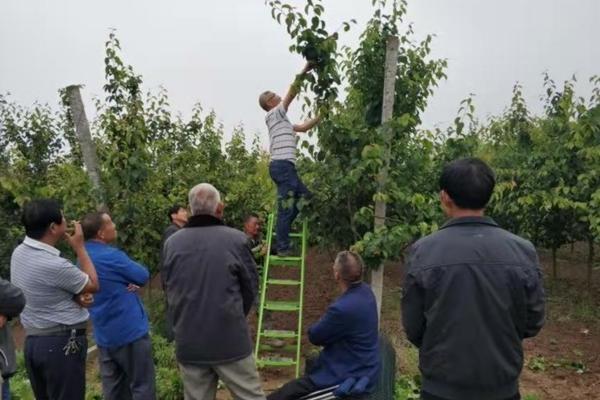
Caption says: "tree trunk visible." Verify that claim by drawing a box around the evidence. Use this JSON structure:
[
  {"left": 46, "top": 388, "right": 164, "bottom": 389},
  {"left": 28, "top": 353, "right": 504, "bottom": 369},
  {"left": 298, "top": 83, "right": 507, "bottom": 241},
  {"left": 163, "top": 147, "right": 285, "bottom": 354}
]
[
  {"left": 371, "top": 36, "right": 399, "bottom": 325},
  {"left": 552, "top": 247, "right": 558, "bottom": 280},
  {"left": 65, "top": 85, "right": 105, "bottom": 208},
  {"left": 588, "top": 238, "right": 595, "bottom": 290}
]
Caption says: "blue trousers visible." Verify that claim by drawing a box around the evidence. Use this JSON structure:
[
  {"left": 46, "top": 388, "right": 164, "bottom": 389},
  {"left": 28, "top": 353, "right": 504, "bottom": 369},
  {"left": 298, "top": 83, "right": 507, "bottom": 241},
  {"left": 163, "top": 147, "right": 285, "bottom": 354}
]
[
  {"left": 2, "top": 379, "right": 10, "bottom": 400},
  {"left": 269, "top": 160, "right": 311, "bottom": 252}
]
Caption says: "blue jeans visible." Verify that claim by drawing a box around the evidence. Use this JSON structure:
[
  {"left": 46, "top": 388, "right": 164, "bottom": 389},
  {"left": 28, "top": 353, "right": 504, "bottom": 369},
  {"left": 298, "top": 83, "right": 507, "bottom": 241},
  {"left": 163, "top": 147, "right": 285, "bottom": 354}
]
[
  {"left": 269, "top": 160, "right": 311, "bottom": 252},
  {"left": 2, "top": 379, "right": 9, "bottom": 400}
]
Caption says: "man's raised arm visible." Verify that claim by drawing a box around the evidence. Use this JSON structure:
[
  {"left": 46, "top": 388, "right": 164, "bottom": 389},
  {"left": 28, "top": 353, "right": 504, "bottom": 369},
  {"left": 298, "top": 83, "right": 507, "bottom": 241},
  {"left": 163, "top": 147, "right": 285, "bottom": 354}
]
[
  {"left": 293, "top": 116, "right": 320, "bottom": 133},
  {"left": 282, "top": 62, "right": 314, "bottom": 111}
]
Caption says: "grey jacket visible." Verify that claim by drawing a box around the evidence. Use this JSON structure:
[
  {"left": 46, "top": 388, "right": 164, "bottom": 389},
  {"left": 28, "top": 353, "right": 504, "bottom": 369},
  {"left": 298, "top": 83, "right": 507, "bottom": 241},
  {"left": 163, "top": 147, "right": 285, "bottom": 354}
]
[
  {"left": 402, "top": 216, "right": 545, "bottom": 400},
  {"left": 162, "top": 214, "right": 258, "bottom": 365},
  {"left": 0, "top": 278, "right": 26, "bottom": 378}
]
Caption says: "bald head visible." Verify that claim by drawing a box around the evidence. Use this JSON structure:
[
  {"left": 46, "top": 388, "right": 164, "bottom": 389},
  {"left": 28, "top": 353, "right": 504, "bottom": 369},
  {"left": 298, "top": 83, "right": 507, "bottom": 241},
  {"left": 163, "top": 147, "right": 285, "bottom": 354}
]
[
  {"left": 334, "top": 251, "right": 364, "bottom": 285},
  {"left": 189, "top": 183, "right": 222, "bottom": 217}
]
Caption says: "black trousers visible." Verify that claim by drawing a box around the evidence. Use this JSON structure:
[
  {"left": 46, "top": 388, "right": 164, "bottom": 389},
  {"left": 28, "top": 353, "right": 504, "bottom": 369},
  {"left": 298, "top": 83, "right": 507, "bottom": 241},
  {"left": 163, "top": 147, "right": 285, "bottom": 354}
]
[
  {"left": 421, "top": 391, "right": 521, "bottom": 400},
  {"left": 98, "top": 334, "right": 156, "bottom": 400},
  {"left": 25, "top": 333, "right": 87, "bottom": 400},
  {"left": 267, "top": 377, "right": 317, "bottom": 400}
]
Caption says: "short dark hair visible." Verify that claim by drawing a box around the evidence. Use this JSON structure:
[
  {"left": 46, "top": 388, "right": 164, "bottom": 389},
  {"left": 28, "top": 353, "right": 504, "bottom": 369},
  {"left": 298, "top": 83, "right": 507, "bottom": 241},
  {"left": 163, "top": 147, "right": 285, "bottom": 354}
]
[
  {"left": 21, "top": 199, "right": 63, "bottom": 240},
  {"left": 334, "top": 251, "right": 364, "bottom": 284},
  {"left": 439, "top": 158, "right": 496, "bottom": 209},
  {"left": 81, "top": 212, "right": 106, "bottom": 241},
  {"left": 244, "top": 213, "right": 259, "bottom": 224},
  {"left": 168, "top": 204, "right": 184, "bottom": 222}
]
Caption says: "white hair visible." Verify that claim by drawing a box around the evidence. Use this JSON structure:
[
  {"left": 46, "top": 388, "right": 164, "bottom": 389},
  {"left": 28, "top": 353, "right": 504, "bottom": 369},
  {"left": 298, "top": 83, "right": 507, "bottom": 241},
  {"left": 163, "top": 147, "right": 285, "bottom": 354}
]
[{"left": 188, "top": 183, "right": 221, "bottom": 216}]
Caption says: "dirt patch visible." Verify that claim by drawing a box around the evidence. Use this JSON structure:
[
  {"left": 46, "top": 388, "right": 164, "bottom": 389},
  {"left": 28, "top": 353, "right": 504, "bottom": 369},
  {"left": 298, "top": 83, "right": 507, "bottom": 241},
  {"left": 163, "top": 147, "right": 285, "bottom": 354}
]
[{"left": 249, "top": 245, "right": 600, "bottom": 400}]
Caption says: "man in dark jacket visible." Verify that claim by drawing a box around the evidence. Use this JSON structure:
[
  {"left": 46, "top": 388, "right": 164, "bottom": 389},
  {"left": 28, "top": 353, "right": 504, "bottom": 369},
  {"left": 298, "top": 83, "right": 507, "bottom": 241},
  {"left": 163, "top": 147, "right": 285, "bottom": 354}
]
[
  {"left": 159, "top": 204, "right": 188, "bottom": 342},
  {"left": 402, "top": 158, "right": 545, "bottom": 400},
  {"left": 268, "top": 251, "right": 379, "bottom": 400},
  {"left": 0, "top": 278, "right": 26, "bottom": 400},
  {"left": 162, "top": 183, "right": 264, "bottom": 400}
]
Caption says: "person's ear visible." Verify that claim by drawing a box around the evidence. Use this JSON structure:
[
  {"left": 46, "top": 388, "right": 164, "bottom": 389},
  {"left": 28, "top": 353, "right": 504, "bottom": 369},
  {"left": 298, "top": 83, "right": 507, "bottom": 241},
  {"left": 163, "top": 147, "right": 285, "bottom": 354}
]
[
  {"left": 215, "top": 202, "right": 225, "bottom": 219},
  {"left": 440, "top": 190, "right": 455, "bottom": 213},
  {"left": 440, "top": 190, "right": 449, "bottom": 205}
]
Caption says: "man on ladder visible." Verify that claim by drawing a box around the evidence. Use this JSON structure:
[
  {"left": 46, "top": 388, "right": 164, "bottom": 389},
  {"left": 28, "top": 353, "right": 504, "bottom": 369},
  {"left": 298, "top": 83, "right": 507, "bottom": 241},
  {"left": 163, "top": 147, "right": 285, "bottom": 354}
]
[{"left": 258, "top": 62, "right": 320, "bottom": 256}]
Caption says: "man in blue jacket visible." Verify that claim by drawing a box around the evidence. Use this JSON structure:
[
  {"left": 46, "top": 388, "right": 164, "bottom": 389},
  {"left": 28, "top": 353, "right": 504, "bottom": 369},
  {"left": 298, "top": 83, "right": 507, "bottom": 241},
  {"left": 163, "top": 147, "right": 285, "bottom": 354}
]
[
  {"left": 267, "top": 251, "right": 379, "bottom": 400},
  {"left": 81, "top": 212, "right": 156, "bottom": 400}
]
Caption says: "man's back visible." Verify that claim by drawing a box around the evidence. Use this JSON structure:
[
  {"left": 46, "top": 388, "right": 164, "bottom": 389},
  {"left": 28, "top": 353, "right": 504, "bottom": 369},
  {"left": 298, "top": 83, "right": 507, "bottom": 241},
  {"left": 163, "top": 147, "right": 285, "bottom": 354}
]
[
  {"left": 402, "top": 217, "right": 545, "bottom": 400},
  {"left": 162, "top": 215, "right": 259, "bottom": 365},
  {"left": 10, "top": 239, "right": 89, "bottom": 330}
]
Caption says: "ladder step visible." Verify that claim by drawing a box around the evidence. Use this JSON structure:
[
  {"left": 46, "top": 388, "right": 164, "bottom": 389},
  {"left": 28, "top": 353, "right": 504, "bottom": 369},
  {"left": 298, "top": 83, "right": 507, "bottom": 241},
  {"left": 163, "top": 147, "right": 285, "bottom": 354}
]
[
  {"left": 273, "top": 233, "right": 302, "bottom": 238},
  {"left": 259, "top": 343, "right": 297, "bottom": 352},
  {"left": 257, "top": 356, "right": 297, "bottom": 367},
  {"left": 264, "top": 301, "right": 300, "bottom": 312},
  {"left": 269, "top": 256, "right": 302, "bottom": 266},
  {"left": 267, "top": 279, "right": 301, "bottom": 286},
  {"left": 262, "top": 329, "right": 297, "bottom": 338}
]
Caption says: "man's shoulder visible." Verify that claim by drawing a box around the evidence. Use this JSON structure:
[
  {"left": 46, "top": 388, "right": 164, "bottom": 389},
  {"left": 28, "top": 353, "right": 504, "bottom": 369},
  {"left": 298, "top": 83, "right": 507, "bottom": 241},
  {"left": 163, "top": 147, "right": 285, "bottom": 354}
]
[
  {"left": 336, "top": 284, "right": 376, "bottom": 309},
  {"left": 171, "top": 224, "right": 246, "bottom": 242},
  {"left": 86, "top": 242, "right": 130, "bottom": 263},
  {"left": 220, "top": 225, "right": 248, "bottom": 244},
  {"left": 409, "top": 223, "right": 538, "bottom": 270},
  {"left": 12, "top": 242, "right": 68, "bottom": 267},
  {"left": 266, "top": 103, "right": 286, "bottom": 117},
  {"left": 498, "top": 228, "right": 535, "bottom": 250},
  {"left": 162, "top": 224, "right": 179, "bottom": 241}
]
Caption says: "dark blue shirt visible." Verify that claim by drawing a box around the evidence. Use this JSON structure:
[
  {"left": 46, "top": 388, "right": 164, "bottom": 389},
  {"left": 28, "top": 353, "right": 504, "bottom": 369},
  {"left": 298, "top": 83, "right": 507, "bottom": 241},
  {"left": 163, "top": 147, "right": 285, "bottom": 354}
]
[
  {"left": 85, "top": 241, "right": 150, "bottom": 348},
  {"left": 308, "top": 282, "right": 380, "bottom": 391}
]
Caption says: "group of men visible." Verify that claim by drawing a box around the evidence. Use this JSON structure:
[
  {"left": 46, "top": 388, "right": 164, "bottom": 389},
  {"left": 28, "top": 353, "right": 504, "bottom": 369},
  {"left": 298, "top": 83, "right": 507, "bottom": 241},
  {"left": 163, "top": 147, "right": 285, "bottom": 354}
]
[
  {"left": 0, "top": 157, "right": 546, "bottom": 400},
  {"left": 0, "top": 180, "right": 379, "bottom": 400},
  {"left": 0, "top": 61, "right": 546, "bottom": 400}
]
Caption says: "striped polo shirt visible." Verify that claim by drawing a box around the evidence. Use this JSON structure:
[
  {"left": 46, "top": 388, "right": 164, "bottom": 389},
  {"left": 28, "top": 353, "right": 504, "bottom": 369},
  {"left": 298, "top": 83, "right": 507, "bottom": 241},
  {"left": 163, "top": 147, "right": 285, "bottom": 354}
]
[
  {"left": 266, "top": 103, "right": 297, "bottom": 163},
  {"left": 10, "top": 237, "right": 89, "bottom": 332}
]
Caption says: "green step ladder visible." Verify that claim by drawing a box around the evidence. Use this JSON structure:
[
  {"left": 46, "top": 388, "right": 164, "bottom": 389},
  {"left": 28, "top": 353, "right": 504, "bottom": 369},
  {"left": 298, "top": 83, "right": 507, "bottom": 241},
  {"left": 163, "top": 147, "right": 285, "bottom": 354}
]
[{"left": 255, "top": 213, "right": 308, "bottom": 377}]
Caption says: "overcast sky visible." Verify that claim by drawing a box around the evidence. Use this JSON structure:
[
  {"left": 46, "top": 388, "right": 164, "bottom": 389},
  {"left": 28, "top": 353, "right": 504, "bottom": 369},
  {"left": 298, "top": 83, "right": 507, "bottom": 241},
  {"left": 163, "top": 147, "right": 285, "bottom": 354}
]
[{"left": 1, "top": 0, "right": 598, "bottom": 148}]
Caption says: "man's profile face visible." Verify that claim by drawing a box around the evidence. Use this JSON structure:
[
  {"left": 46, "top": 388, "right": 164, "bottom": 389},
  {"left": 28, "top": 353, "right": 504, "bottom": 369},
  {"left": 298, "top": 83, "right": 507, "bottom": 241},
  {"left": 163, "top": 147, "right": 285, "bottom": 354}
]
[
  {"left": 244, "top": 217, "right": 260, "bottom": 238},
  {"left": 52, "top": 214, "right": 67, "bottom": 239},
  {"left": 265, "top": 92, "right": 281, "bottom": 109},
  {"left": 332, "top": 264, "right": 341, "bottom": 283},
  {"left": 98, "top": 213, "right": 117, "bottom": 243},
  {"left": 172, "top": 208, "right": 189, "bottom": 225}
]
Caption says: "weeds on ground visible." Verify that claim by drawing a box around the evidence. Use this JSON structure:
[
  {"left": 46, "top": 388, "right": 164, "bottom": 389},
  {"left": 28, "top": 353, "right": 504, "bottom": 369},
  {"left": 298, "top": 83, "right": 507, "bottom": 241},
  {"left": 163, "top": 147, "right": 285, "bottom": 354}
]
[
  {"left": 394, "top": 375, "right": 420, "bottom": 400},
  {"left": 528, "top": 354, "right": 587, "bottom": 374}
]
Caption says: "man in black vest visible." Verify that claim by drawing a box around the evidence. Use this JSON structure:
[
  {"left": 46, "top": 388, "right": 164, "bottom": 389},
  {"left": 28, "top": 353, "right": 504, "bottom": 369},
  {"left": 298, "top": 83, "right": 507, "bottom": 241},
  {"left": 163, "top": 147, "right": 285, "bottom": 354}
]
[{"left": 402, "top": 158, "right": 545, "bottom": 400}]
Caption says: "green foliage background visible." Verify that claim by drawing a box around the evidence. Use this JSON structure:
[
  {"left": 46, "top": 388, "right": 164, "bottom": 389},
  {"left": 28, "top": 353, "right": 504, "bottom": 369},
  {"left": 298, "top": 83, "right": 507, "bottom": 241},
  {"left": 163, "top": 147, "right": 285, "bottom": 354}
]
[
  {"left": 1, "top": 0, "right": 598, "bottom": 281},
  {"left": 0, "top": 32, "right": 274, "bottom": 277}
]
